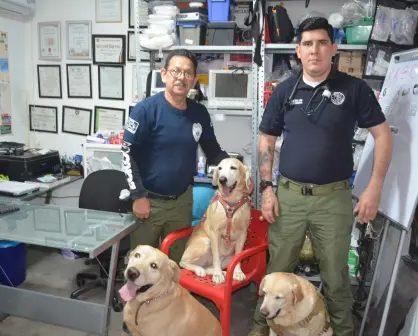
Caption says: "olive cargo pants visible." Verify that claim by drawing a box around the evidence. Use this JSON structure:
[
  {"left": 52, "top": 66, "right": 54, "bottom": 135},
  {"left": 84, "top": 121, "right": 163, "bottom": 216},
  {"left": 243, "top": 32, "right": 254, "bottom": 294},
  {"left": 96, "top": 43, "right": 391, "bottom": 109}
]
[
  {"left": 253, "top": 176, "right": 354, "bottom": 336},
  {"left": 129, "top": 186, "right": 193, "bottom": 264}
]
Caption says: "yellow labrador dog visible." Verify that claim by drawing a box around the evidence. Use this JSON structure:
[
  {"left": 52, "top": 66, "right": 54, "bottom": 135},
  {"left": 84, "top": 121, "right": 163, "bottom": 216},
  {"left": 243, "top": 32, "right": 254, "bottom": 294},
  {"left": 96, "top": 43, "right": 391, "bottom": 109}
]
[
  {"left": 180, "top": 158, "right": 252, "bottom": 284},
  {"left": 120, "top": 245, "right": 222, "bottom": 336},
  {"left": 259, "top": 272, "right": 333, "bottom": 336}
]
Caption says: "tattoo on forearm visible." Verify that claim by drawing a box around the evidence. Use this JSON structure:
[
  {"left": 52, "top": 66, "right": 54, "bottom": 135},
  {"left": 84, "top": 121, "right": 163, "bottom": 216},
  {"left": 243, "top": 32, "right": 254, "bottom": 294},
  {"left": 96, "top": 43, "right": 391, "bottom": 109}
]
[{"left": 258, "top": 144, "right": 274, "bottom": 180}]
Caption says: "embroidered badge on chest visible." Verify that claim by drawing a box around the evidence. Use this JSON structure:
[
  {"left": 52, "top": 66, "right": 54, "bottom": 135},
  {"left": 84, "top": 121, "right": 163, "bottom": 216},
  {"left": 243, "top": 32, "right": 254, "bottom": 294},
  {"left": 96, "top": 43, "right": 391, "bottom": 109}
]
[
  {"left": 330, "top": 92, "right": 345, "bottom": 105},
  {"left": 192, "top": 123, "right": 202, "bottom": 142}
]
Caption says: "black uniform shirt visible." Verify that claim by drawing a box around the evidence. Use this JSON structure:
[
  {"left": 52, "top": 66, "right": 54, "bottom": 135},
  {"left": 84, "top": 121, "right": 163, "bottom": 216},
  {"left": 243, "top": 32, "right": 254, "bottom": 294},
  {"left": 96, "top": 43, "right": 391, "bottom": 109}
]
[{"left": 259, "top": 69, "right": 386, "bottom": 185}]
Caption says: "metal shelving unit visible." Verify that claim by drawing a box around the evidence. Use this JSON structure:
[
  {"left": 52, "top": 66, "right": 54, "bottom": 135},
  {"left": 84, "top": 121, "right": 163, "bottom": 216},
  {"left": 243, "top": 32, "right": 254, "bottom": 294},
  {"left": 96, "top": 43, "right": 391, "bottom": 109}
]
[{"left": 133, "top": 0, "right": 369, "bottom": 207}]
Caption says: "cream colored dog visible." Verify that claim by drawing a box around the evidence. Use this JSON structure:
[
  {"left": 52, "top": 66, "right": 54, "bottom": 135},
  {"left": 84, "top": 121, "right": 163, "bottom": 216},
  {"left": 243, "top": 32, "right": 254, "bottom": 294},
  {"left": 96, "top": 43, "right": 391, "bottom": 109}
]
[
  {"left": 120, "top": 245, "right": 222, "bottom": 336},
  {"left": 180, "top": 158, "right": 252, "bottom": 284},
  {"left": 259, "top": 272, "right": 333, "bottom": 336}
]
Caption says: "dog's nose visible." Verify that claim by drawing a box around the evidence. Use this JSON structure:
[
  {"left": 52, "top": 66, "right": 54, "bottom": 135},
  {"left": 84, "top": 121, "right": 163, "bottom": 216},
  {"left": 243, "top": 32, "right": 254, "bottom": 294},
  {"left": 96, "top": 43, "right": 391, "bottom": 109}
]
[
  {"left": 219, "top": 176, "right": 227, "bottom": 185},
  {"left": 127, "top": 267, "right": 140, "bottom": 281},
  {"left": 260, "top": 308, "right": 269, "bottom": 317}
]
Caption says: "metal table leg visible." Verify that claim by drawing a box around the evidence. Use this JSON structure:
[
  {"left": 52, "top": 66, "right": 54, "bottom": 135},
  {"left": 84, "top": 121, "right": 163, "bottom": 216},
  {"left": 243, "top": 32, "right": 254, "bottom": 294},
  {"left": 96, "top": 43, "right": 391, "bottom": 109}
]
[{"left": 100, "top": 242, "right": 120, "bottom": 336}]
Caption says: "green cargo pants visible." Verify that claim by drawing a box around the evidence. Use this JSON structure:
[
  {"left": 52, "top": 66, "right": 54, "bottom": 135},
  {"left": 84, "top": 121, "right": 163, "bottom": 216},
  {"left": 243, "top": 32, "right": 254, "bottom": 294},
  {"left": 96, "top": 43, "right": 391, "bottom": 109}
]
[
  {"left": 129, "top": 186, "right": 193, "bottom": 264},
  {"left": 253, "top": 176, "right": 354, "bottom": 336}
]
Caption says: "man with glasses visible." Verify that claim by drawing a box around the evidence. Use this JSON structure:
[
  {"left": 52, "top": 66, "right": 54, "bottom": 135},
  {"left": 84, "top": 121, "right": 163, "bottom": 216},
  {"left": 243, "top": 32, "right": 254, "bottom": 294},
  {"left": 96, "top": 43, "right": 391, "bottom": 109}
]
[{"left": 122, "top": 49, "right": 229, "bottom": 264}]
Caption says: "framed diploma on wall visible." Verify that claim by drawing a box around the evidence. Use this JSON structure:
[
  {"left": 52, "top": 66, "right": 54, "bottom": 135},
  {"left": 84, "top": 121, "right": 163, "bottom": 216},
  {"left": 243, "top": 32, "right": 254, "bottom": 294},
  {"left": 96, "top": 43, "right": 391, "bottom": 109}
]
[
  {"left": 66, "top": 20, "right": 92, "bottom": 60},
  {"left": 94, "top": 106, "right": 125, "bottom": 133},
  {"left": 66, "top": 64, "right": 92, "bottom": 99},
  {"left": 29, "top": 105, "right": 58, "bottom": 133},
  {"left": 37, "top": 65, "right": 62, "bottom": 99},
  {"left": 95, "top": 0, "right": 122, "bottom": 23},
  {"left": 38, "top": 21, "right": 61, "bottom": 61},
  {"left": 92, "top": 34, "right": 126, "bottom": 65},
  {"left": 62, "top": 106, "right": 92, "bottom": 136},
  {"left": 98, "top": 65, "right": 124, "bottom": 100}
]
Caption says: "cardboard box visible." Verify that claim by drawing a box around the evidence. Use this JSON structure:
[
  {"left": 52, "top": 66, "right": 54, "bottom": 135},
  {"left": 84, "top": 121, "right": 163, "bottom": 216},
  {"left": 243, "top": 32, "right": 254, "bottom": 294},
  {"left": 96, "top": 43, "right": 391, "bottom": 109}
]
[{"left": 338, "top": 51, "right": 365, "bottom": 78}]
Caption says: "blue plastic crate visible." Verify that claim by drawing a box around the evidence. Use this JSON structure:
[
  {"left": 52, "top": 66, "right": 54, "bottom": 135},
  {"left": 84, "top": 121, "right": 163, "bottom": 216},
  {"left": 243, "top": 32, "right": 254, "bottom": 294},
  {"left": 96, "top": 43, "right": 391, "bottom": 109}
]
[{"left": 208, "top": 0, "right": 230, "bottom": 22}]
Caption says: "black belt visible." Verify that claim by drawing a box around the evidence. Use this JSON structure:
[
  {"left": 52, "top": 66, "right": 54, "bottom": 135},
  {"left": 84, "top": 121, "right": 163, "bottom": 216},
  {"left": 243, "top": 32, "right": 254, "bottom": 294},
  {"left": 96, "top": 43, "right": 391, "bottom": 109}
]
[{"left": 147, "top": 191, "right": 178, "bottom": 201}]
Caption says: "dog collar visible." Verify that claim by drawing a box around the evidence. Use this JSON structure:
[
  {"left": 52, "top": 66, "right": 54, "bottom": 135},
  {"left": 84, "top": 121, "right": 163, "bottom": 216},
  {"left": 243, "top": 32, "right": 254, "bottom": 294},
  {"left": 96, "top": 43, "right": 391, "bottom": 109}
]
[{"left": 134, "top": 287, "right": 170, "bottom": 326}]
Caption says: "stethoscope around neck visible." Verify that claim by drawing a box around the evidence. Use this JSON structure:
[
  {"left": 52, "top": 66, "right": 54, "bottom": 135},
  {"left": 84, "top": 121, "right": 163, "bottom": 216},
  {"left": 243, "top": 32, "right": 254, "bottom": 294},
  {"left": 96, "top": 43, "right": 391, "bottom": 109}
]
[{"left": 284, "top": 72, "right": 332, "bottom": 116}]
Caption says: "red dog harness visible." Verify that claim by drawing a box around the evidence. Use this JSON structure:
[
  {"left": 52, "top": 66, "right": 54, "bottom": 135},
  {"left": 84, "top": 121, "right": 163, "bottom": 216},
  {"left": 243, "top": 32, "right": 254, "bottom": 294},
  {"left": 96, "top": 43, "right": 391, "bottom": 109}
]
[{"left": 202, "top": 191, "right": 251, "bottom": 247}]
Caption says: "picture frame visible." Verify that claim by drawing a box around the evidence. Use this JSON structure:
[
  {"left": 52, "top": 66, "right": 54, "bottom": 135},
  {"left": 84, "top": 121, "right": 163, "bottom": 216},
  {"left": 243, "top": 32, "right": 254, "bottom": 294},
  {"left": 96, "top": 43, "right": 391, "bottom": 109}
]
[
  {"left": 98, "top": 65, "right": 124, "bottom": 100},
  {"left": 94, "top": 106, "right": 126, "bottom": 133},
  {"left": 62, "top": 105, "right": 92, "bottom": 136},
  {"left": 37, "top": 64, "right": 62, "bottom": 99},
  {"left": 34, "top": 208, "right": 62, "bottom": 233},
  {"left": 95, "top": 0, "right": 122, "bottom": 23},
  {"left": 38, "top": 21, "right": 61, "bottom": 61},
  {"left": 129, "top": 0, "right": 149, "bottom": 28},
  {"left": 66, "top": 64, "right": 92, "bottom": 99},
  {"left": 66, "top": 20, "right": 92, "bottom": 60},
  {"left": 29, "top": 104, "right": 58, "bottom": 134},
  {"left": 92, "top": 34, "right": 126, "bottom": 65}
]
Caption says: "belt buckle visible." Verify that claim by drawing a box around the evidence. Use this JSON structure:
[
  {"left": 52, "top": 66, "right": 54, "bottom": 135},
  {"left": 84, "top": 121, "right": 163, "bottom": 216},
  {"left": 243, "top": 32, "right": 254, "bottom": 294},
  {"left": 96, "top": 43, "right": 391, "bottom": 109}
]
[{"left": 301, "top": 184, "right": 313, "bottom": 196}]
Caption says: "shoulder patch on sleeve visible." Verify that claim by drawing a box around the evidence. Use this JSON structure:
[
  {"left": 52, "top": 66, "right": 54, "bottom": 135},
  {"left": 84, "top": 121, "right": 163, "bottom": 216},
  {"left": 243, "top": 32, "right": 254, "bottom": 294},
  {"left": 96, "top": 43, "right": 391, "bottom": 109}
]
[{"left": 125, "top": 117, "right": 139, "bottom": 134}]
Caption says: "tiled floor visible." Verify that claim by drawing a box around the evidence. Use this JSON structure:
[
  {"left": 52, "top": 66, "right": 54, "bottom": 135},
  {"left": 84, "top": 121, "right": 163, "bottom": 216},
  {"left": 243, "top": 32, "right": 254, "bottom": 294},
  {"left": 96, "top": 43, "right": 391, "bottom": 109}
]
[{"left": 0, "top": 246, "right": 417, "bottom": 336}]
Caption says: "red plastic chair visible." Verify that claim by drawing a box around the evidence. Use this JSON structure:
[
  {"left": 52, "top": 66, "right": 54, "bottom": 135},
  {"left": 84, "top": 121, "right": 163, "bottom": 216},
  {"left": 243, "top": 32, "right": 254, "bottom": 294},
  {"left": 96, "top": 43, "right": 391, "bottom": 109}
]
[{"left": 160, "top": 208, "right": 268, "bottom": 336}]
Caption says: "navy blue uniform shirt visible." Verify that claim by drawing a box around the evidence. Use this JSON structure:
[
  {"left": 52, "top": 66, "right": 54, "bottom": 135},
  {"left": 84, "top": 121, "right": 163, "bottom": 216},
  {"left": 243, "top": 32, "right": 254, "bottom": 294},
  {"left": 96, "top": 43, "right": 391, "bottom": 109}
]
[
  {"left": 259, "top": 69, "right": 386, "bottom": 184},
  {"left": 122, "top": 91, "right": 228, "bottom": 199}
]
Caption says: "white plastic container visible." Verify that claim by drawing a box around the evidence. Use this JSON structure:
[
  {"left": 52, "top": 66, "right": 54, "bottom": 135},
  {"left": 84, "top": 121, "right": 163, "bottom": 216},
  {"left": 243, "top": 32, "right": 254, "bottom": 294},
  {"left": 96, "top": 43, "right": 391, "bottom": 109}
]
[{"left": 197, "top": 156, "right": 206, "bottom": 177}]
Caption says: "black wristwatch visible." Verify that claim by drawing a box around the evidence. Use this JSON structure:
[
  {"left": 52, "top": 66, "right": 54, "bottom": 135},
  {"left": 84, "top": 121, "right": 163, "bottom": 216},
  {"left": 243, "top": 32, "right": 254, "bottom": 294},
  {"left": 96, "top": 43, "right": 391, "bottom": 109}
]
[{"left": 259, "top": 180, "right": 274, "bottom": 192}]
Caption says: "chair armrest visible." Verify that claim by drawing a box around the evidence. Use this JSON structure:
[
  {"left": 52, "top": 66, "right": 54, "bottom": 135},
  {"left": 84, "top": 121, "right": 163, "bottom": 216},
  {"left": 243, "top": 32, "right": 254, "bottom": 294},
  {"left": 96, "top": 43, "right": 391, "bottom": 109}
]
[
  {"left": 224, "top": 244, "right": 269, "bottom": 289},
  {"left": 160, "top": 226, "right": 194, "bottom": 255}
]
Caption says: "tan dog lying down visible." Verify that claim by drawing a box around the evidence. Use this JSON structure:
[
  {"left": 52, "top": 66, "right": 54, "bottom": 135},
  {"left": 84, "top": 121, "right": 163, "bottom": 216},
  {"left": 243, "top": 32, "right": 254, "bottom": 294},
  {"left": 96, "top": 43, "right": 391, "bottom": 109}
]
[
  {"left": 180, "top": 158, "right": 252, "bottom": 284},
  {"left": 119, "top": 245, "right": 222, "bottom": 336},
  {"left": 259, "top": 272, "right": 333, "bottom": 336}
]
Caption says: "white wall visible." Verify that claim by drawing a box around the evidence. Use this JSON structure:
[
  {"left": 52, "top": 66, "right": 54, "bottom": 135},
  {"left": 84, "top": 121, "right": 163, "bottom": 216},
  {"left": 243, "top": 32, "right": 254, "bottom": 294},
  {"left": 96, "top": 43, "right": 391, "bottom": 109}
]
[
  {"left": 26, "top": 0, "right": 137, "bottom": 156},
  {"left": 0, "top": 17, "right": 29, "bottom": 144}
]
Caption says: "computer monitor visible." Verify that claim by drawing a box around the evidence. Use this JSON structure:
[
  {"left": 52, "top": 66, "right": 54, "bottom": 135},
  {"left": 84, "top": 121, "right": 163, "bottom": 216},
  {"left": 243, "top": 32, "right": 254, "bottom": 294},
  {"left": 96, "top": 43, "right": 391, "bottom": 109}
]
[
  {"left": 150, "top": 69, "right": 165, "bottom": 96},
  {"left": 207, "top": 69, "right": 253, "bottom": 109}
]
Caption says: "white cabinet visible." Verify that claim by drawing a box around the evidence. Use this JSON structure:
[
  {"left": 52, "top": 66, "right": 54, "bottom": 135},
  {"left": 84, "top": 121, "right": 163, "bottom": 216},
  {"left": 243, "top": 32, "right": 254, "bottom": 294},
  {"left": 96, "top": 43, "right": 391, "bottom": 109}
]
[{"left": 83, "top": 143, "right": 123, "bottom": 178}]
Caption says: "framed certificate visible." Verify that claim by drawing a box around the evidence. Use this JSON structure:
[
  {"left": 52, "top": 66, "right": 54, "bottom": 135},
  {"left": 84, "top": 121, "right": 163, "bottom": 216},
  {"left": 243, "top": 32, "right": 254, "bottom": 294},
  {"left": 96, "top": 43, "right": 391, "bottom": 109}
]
[
  {"left": 66, "top": 64, "right": 92, "bottom": 99},
  {"left": 94, "top": 106, "right": 125, "bottom": 133},
  {"left": 92, "top": 34, "right": 126, "bottom": 65},
  {"left": 38, "top": 21, "right": 61, "bottom": 61},
  {"left": 98, "top": 65, "right": 124, "bottom": 100},
  {"left": 62, "top": 105, "right": 92, "bottom": 136},
  {"left": 66, "top": 20, "right": 92, "bottom": 60},
  {"left": 29, "top": 105, "right": 58, "bottom": 133},
  {"left": 37, "top": 65, "right": 62, "bottom": 99},
  {"left": 129, "top": 0, "right": 149, "bottom": 28},
  {"left": 128, "top": 31, "right": 153, "bottom": 62},
  {"left": 95, "top": 0, "right": 122, "bottom": 23},
  {"left": 132, "top": 63, "right": 150, "bottom": 102}
]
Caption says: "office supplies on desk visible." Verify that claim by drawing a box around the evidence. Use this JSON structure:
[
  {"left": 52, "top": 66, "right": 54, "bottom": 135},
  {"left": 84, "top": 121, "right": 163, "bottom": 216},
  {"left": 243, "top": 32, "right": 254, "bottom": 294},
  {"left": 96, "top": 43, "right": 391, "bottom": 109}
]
[
  {"left": 0, "top": 181, "right": 40, "bottom": 196},
  {"left": 0, "top": 203, "right": 20, "bottom": 215}
]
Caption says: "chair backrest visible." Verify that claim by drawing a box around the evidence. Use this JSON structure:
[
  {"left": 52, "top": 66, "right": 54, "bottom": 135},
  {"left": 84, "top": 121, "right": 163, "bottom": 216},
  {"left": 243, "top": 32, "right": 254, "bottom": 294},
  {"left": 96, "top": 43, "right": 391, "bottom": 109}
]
[
  {"left": 79, "top": 169, "right": 133, "bottom": 213},
  {"left": 241, "top": 208, "right": 269, "bottom": 274}
]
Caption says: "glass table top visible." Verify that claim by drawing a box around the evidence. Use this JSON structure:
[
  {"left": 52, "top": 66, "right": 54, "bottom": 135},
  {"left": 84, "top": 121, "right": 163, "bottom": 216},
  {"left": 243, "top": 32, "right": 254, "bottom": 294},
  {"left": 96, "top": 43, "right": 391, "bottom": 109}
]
[{"left": 0, "top": 200, "right": 137, "bottom": 258}]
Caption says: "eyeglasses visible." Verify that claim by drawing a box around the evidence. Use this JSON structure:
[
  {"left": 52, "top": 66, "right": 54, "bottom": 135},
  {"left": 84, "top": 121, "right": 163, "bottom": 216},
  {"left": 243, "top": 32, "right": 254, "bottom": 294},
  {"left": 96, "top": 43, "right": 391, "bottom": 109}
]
[{"left": 167, "top": 68, "right": 195, "bottom": 80}]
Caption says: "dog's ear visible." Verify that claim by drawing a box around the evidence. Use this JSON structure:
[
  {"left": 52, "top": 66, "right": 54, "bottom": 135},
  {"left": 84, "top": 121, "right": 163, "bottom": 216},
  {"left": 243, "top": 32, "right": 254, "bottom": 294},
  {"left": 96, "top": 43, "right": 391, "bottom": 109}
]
[
  {"left": 212, "top": 166, "right": 219, "bottom": 187},
  {"left": 244, "top": 166, "right": 253, "bottom": 192},
  {"left": 258, "top": 276, "right": 266, "bottom": 297},
  {"left": 292, "top": 283, "right": 304, "bottom": 306},
  {"left": 169, "top": 260, "right": 181, "bottom": 282}
]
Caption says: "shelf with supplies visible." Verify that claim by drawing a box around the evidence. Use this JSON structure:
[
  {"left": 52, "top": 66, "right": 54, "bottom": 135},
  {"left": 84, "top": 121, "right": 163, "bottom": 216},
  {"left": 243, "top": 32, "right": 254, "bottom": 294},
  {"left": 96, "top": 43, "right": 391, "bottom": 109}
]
[
  {"left": 265, "top": 43, "right": 368, "bottom": 54},
  {"left": 141, "top": 45, "right": 254, "bottom": 54}
]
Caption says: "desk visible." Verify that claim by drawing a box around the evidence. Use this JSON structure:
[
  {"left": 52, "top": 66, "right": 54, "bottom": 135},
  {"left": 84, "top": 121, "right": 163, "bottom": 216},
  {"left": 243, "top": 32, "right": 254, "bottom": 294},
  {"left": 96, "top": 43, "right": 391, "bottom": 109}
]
[{"left": 0, "top": 200, "right": 137, "bottom": 335}]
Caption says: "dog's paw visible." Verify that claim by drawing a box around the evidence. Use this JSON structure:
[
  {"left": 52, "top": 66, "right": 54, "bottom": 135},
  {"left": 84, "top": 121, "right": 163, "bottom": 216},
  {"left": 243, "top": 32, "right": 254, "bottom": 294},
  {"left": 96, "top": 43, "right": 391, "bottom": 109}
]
[
  {"left": 233, "top": 268, "right": 246, "bottom": 281},
  {"left": 194, "top": 267, "right": 207, "bottom": 278},
  {"left": 212, "top": 271, "right": 226, "bottom": 284}
]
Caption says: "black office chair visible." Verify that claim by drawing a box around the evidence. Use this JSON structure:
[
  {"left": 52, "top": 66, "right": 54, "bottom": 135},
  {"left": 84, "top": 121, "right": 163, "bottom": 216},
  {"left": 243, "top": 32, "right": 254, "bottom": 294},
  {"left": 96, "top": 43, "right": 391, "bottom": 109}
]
[{"left": 69, "top": 169, "right": 133, "bottom": 312}]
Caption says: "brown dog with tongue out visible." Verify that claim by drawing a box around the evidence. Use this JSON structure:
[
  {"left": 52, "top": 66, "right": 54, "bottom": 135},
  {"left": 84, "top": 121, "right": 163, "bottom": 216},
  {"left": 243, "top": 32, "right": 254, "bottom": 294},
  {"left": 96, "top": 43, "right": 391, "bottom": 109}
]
[
  {"left": 179, "top": 157, "right": 253, "bottom": 285},
  {"left": 120, "top": 245, "right": 222, "bottom": 336}
]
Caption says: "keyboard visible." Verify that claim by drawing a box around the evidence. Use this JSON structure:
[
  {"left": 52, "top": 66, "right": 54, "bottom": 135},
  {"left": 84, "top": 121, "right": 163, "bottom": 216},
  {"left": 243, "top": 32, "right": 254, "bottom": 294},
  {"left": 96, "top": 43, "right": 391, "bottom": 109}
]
[{"left": 0, "top": 203, "right": 20, "bottom": 215}]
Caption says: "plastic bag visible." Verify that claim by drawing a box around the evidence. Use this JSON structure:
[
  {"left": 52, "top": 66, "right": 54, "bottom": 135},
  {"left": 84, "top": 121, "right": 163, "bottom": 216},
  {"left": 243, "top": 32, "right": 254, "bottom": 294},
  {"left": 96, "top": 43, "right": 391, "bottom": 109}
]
[
  {"left": 390, "top": 8, "right": 418, "bottom": 46},
  {"left": 371, "top": 6, "right": 393, "bottom": 42}
]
